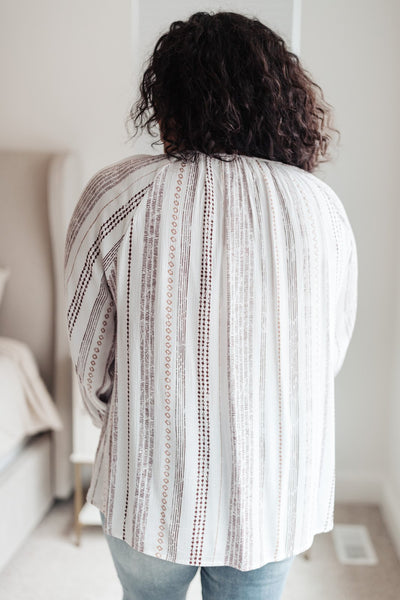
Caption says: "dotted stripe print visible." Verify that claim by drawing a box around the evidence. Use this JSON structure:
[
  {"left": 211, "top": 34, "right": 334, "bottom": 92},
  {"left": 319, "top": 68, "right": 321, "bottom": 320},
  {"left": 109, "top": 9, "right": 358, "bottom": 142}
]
[
  {"left": 189, "top": 158, "right": 215, "bottom": 565},
  {"left": 238, "top": 161, "right": 256, "bottom": 568},
  {"left": 76, "top": 239, "right": 121, "bottom": 381},
  {"left": 88, "top": 408, "right": 110, "bottom": 504},
  {"left": 76, "top": 275, "right": 109, "bottom": 379},
  {"left": 285, "top": 172, "right": 314, "bottom": 548},
  {"left": 271, "top": 180, "right": 283, "bottom": 560},
  {"left": 94, "top": 300, "right": 114, "bottom": 396},
  {"left": 257, "top": 165, "right": 284, "bottom": 561},
  {"left": 65, "top": 155, "right": 167, "bottom": 265},
  {"left": 67, "top": 185, "right": 151, "bottom": 334},
  {"left": 155, "top": 161, "right": 187, "bottom": 559},
  {"left": 122, "top": 220, "right": 134, "bottom": 541},
  {"left": 102, "top": 238, "right": 124, "bottom": 274},
  {"left": 224, "top": 161, "right": 255, "bottom": 570},
  {"left": 254, "top": 160, "right": 270, "bottom": 565},
  {"left": 294, "top": 174, "right": 328, "bottom": 537},
  {"left": 132, "top": 170, "right": 167, "bottom": 551},
  {"left": 67, "top": 153, "right": 354, "bottom": 570},
  {"left": 89, "top": 244, "right": 123, "bottom": 530},
  {"left": 165, "top": 162, "right": 199, "bottom": 562},
  {"left": 224, "top": 160, "right": 241, "bottom": 568},
  {"left": 106, "top": 357, "right": 119, "bottom": 526},
  {"left": 270, "top": 165, "right": 300, "bottom": 558},
  {"left": 309, "top": 182, "right": 335, "bottom": 531}
]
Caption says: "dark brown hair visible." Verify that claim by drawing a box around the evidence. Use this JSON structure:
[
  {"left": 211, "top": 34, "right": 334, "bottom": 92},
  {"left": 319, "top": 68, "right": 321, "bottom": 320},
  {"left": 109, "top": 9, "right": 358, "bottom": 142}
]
[{"left": 127, "top": 11, "right": 339, "bottom": 172}]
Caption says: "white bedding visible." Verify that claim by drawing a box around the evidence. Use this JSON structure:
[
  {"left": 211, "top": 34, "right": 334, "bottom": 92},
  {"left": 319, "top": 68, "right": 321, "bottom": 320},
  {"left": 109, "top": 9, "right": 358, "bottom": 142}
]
[{"left": 0, "top": 337, "right": 63, "bottom": 462}]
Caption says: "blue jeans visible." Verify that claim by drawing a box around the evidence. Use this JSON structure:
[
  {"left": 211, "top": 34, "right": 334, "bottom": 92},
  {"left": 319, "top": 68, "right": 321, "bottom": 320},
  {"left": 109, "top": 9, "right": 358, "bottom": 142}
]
[{"left": 99, "top": 511, "right": 294, "bottom": 600}]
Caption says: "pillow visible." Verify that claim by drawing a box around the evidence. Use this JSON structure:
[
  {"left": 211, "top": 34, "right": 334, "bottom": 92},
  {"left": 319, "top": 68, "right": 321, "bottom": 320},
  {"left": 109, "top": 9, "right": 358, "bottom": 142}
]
[{"left": 0, "top": 267, "right": 10, "bottom": 308}]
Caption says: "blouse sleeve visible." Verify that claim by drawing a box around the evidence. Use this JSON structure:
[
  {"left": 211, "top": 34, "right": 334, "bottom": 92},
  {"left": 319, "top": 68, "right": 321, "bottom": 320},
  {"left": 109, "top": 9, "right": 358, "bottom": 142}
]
[
  {"left": 64, "top": 184, "right": 116, "bottom": 429},
  {"left": 334, "top": 225, "right": 358, "bottom": 377}
]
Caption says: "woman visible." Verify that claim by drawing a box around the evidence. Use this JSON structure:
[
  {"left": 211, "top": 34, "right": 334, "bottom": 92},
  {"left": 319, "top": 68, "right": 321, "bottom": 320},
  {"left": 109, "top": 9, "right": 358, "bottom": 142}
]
[{"left": 65, "top": 11, "right": 358, "bottom": 600}]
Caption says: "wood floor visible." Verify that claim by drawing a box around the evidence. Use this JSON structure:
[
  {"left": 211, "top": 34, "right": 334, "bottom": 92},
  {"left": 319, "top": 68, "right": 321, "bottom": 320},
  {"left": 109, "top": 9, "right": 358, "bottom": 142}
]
[{"left": 0, "top": 498, "right": 399, "bottom": 599}]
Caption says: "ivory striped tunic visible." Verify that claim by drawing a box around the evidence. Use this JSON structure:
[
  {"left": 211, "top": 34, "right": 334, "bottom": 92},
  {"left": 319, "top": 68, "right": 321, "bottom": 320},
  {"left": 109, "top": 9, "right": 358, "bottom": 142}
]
[{"left": 64, "top": 152, "right": 358, "bottom": 571}]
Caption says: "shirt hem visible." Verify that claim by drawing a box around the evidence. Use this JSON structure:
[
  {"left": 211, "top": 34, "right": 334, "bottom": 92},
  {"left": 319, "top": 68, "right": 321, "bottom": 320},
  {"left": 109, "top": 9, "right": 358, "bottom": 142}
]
[{"left": 88, "top": 496, "right": 334, "bottom": 571}]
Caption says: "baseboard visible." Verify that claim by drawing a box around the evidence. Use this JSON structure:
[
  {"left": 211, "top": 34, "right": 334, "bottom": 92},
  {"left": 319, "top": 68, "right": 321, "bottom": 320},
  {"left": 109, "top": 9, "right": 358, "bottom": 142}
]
[
  {"left": 335, "top": 470, "right": 400, "bottom": 561},
  {"left": 380, "top": 480, "right": 400, "bottom": 560}
]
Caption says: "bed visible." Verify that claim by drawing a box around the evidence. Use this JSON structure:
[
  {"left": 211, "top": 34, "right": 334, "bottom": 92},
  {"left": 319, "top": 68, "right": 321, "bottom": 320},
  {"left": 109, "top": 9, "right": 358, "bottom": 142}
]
[{"left": 0, "top": 151, "right": 80, "bottom": 571}]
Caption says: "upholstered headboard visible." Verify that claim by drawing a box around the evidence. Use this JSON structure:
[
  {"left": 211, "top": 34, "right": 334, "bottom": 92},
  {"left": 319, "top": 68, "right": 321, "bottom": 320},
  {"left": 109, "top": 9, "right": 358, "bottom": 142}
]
[{"left": 0, "top": 150, "right": 81, "bottom": 498}]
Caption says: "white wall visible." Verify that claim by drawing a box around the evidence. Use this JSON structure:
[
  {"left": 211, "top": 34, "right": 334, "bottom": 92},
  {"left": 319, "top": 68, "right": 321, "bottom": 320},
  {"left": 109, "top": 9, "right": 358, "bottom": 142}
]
[
  {"left": 300, "top": 0, "right": 400, "bottom": 511},
  {"left": 0, "top": 0, "right": 299, "bottom": 182},
  {"left": 383, "top": 0, "right": 400, "bottom": 552},
  {"left": 132, "top": 0, "right": 300, "bottom": 155},
  {"left": 135, "top": 0, "right": 297, "bottom": 63},
  {"left": 0, "top": 0, "right": 134, "bottom": 185},
  {"left": 388, "top": 233, "right": 400, "bottom": 553},
  {"left": 1, "top": 0, "right": 399, "bottom": 519}
]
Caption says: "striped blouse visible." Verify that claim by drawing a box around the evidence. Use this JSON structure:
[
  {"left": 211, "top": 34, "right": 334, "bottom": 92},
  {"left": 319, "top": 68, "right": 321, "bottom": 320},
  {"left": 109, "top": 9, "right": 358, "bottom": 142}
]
[{"left": 64, "top": 152, "right": 358, "bottom": 571}]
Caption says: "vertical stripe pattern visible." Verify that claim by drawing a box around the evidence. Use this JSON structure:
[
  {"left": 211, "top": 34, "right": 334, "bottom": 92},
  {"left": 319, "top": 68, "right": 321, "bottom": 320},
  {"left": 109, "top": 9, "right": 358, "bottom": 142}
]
[
  {"left": 65, "top": 152, "right": 358, "bottom": 571},
  {"left": 190, "top": 158, "right": 214, "bottom": 564}
]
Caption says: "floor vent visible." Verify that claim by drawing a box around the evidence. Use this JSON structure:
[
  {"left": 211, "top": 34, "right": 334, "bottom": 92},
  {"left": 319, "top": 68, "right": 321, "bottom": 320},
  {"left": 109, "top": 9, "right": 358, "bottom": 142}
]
[{"left": 332, "top": 524, "right": 378, "bottom": 565}]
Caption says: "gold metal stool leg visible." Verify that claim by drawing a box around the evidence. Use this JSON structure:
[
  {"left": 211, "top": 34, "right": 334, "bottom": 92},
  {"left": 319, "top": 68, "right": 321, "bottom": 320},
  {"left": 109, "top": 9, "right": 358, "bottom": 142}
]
[{"left": 74, "top": 462, "right": 83, "bottom": 546}]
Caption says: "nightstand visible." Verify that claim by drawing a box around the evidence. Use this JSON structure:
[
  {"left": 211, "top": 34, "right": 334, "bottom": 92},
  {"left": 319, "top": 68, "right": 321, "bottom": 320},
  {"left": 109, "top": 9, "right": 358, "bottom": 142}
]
[{"left": 69, "top": 370, "right": 101, "bottom": 545}]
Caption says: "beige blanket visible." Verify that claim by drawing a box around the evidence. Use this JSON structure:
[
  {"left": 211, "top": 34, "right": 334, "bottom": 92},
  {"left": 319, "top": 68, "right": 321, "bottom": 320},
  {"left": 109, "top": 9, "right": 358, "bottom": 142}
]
[{"left": 0, "top": 337, "right": 63, "bottom": 459}]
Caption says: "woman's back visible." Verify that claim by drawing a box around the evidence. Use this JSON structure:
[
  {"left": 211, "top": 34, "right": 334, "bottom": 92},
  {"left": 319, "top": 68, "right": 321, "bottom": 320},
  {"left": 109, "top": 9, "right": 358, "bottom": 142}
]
[{"left": 65, "top": 151, "right": 357, "bottom": 571}]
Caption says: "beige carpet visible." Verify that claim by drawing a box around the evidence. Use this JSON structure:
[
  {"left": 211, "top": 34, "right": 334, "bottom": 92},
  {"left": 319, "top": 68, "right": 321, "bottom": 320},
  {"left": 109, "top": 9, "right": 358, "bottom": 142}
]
[{"left": 0, "top": 499, "right": 399, "bottom": 599}]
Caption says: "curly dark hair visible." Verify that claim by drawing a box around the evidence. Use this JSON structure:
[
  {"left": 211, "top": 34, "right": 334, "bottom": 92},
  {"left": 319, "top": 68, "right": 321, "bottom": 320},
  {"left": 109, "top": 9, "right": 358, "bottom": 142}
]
[{"left": 127, "top": 11, "right": 339, "bottom": 172}]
